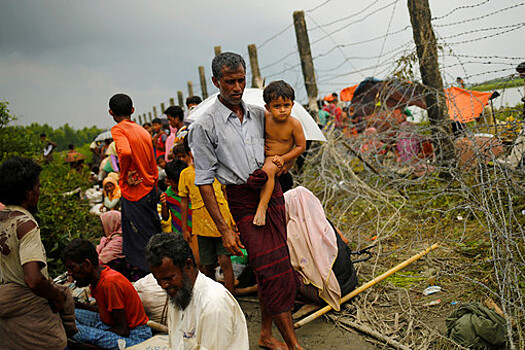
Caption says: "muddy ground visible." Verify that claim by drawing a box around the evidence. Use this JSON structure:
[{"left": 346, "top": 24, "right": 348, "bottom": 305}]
[{"left": 239, "top": 298, "right": 376, "bottom": 350}]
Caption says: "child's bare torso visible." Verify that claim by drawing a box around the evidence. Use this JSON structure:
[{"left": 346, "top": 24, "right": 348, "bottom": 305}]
[{"left": 264, "top": 114, "right": 296, "bottom": 157}]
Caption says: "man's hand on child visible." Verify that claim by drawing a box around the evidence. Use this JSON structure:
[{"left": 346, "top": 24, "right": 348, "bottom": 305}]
[
  {"left": 272, "top": 155, "right": 285, "bottom": 168},
  {"left": 277, "top": 160, "right": 294, "bottom": 176}
]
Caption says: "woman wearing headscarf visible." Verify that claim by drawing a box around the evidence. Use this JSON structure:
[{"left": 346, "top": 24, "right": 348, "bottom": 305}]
[
  {"left": 100, "top": 172, "right": 121, "bottom": 212},
  {"left": 96, "top": 211, "right": 142, "bottom": 282}
]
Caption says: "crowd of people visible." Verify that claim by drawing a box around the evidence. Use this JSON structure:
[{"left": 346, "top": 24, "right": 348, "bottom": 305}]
[{"left": 0, "top": 52, "right": 358, "bottom": 350}]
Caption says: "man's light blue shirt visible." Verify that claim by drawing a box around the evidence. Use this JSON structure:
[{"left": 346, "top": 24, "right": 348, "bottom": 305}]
[{"left": 188, "top": 97, "right": 266, "bottom": 186}]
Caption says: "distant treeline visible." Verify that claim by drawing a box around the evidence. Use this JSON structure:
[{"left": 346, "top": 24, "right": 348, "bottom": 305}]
[{"left": 1, "top": 112, "right": 103, "bottom": 161}]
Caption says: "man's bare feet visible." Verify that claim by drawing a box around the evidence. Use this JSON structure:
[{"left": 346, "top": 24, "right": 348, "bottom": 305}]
[
  {"left": 259, "top": 336, "right": 287, "bottom": 350},
  {"left": 253, "top": 208, "right": 267, "bottom": 226}
]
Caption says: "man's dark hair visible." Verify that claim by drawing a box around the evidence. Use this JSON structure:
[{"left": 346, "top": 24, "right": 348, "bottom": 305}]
[
  {"left": 142, "top": 122, "right": 151, "bottom": 128},
  {"left": 156, "top": 155, "right": 165, "bottom": 164},
  {"left": 164, "top": 159, "right": 188, "bottom": 183},
  {"left": 40, "top": 133, "right": 46, "bottom": 138},
  {"left": 0, "top": 157, "right": 42, "bottom": 205},
  {"left": 68, "top": 144, "right": 75, "bottom": 150},
  {"left": 517, "top": 62, "right": 525, "bottom": 73},
  {"left": 164, "top": 106, "right": 184, "bottom": 123},
  {"left": 109, "top": 93, "right": 133, "bottom": 117},
  {"left": 212, "top": 52, "right": 246, "bottom": 80},
  {"left": 63, "top": 238, "right": 99, "bottom": 266},
  {"left": 185, "top": 96, "right": 202, "bottom": 107},
  {"left": 263, "top": 80, "right": 295, "bottom": 104},
  {"left": 152, "top": 118, "right": 162, "bottom": 125},
  {"left": 145, "top": 233, "right": 195, "bottom": 268},
  {"left": 332, "top": 92, "right": 338, "bottom": 99}
]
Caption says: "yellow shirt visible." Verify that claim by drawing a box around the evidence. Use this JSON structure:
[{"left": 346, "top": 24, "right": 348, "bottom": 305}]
[
  {"left": 178, "top": 165, "right": 234, "bottom": 237},
  {"left": 178, "top": 165, "right": 228, "bottom": 210}
]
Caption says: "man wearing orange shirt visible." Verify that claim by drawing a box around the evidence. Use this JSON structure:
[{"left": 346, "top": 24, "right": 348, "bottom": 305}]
[
  {"left": 109, "top": 94, "right": 161, "bottom": 275},
  {"left": 64, "top": 239, "right": 152, "bottom": 349}
]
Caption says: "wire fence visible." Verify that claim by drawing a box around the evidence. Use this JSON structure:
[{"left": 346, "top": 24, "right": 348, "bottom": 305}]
[{"left": 143, "top": 1, "right": 525, "bottom": 347}]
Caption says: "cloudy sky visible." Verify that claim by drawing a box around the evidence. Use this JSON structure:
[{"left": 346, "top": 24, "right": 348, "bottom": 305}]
[{"left": 1, "top": 0, "right": 524, "bottom": 129}]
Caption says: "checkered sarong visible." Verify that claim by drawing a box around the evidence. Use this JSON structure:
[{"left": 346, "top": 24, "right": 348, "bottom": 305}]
[{"left": 73, "top": 309, "right": 152, "bottom": 350}]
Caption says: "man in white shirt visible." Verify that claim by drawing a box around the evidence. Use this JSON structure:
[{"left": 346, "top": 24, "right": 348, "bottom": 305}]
[{"left": 145, "top": 233, "right": 249, "bottom": 350}]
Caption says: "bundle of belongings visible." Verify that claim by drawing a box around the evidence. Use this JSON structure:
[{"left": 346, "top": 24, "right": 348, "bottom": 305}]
[{"left": 446, "top": 303, "right": 507, "bottom": 349}]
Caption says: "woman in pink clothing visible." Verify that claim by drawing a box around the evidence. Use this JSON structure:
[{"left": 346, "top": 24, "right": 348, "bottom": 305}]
[{"left": 96, "top": 211, "right": 143, "bottom": 282}]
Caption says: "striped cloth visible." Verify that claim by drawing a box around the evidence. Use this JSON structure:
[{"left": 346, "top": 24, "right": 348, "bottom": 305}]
[
  {"left": 165, "top": 186, "right": 192, "bottom": 235},
  {"left": 226, "top": 169, "right": 297, "bottom": 315}
]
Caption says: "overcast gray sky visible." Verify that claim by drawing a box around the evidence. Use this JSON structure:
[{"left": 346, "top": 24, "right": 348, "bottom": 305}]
[{"left": 1, "top": 0, "right": 524, "bottom": 130}]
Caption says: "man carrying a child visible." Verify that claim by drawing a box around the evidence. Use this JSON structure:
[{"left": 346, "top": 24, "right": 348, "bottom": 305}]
[{"left": 188, "top": 52, "right": 303, "bottom": 350}]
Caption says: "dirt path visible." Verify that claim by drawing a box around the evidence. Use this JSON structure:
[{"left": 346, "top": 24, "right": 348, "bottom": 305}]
[{"left": 239, "top": 299, "right": 376, "bottom": 350}]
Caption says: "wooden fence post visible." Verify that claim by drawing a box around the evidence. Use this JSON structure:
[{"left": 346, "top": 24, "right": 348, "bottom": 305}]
[
  {"left": 160, "top": 103, "right": 165, "bottom": 115},
  {"left": 199, "top": 66, "right": 208, "bottom": 99},
  {"left": 177, "top": 91, "right": 184, "bottom": 109},
  {"left": 407, "top": 0, "right": 454, "bottom": 160},
  {"left": 138, "top": 114, "right": 143, "bottom": 125},
  {"left": 214, "top": 46, "right": 221, "bottom": 56},
  {"left": 153, "top": 106, "right": 157, "bottom": 120},
  {"left": 148, "top": 112, "right": 152, "bottom": 123},
  {"left": 293, "top": 10, "right": 319, "bottom": 121},
  {"left": 169, "top": 98, "right": 175, "bottom": 106},
  {"left": 248, "top": 44, "right": 263, "bottom": 88},
  {"left": 187, "top": 81, "right": 194, "bottom": 97}
]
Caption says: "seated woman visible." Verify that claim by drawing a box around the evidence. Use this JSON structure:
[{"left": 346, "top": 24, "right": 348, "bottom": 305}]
[
  {"left": 96, "top": 211, "right": 142, "bottom": 282},
  {"left": 100, "top": 172, "right": 121, "bottom": 212},
  {"left": 284, "top": 186, "right": 358, "bottom": 312}
]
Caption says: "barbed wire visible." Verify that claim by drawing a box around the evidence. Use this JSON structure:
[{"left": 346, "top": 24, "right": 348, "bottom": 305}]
[
  {"left": 443, "top": 23, "right": 525, "bottom": 46},
  {"left": 434, "top": 2, "right": 525, "bottom": 28},
  {"left": 431, "top": 0, "right": 492, "bottom": 21}
]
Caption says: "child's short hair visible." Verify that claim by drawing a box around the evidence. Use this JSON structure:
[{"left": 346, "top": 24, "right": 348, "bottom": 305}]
[
  {"left": 164, "top": 106, "right": 184, "bottom": 122},
  {"left": 172, "top": 143, "right": 187, "bottom": 158},
  {"left": 165, "top": 159, "right": 188, "bottom": 184},
  {"left": 152, "top": 118, "right": 162, "bottom": 125},
  {"left": 186, "top": 96, "right": 202, "bottom": 107},
  {"left": 142, "top": 122, "right": 151, "bottom": 128},
  {"left": 263, "top": 80, "right": 295, "bottom": 104},
  {"left": 156, "top": 155, "right": 165, "bottom": 164},
  {"left": 109, "top": 94, "right": 133, "bottom": 117}
]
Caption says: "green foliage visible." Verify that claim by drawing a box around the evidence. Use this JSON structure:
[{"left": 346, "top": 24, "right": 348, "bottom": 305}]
[
  {"left": 0, "top": 101, "right": 13, "bottom": 128},
  {"left": 25, "top": 122, "right": 104, "bottom": 152},
  {"left": 36, "top": 161, "right": 101, "bottom": 276},
  {"left": 470, "top": 77, "right": 524, "bottom": 92},
  {"left": 0, "top": 126, "right": 40, "bottom": 162}
]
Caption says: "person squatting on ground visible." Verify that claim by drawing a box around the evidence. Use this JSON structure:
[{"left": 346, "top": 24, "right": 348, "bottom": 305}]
[
  {"left": 188, "top": 51, "right": 303, "bottom": 350},
  {"left": 64, "top": 239, "right": 152, "bottom": 350},
  {"left": 253, "top": 80, "right": 306, "bottom": 226},
  {"left": 0, "top": 157, "right": 76, "bottom": 350},
  {"left": 109, "top": 93, "right": 161, "bottom": 275},
  {"left": 146, "top": 233, "right": 249, "bottom": 350}
]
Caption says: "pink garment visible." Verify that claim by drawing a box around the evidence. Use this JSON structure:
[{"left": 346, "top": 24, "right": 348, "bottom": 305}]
[
  {"left": 96, "top": 211, "right": 125, "bottom": 264},
  {"left": 284, "top": 186, "right": 342, "bottom": 310},
  {"left": 164, "top": 126, "right": 178, "bottom": 162}
]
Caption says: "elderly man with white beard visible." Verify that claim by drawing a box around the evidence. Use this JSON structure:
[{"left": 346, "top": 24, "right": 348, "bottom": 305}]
[{"left": 145, "top": 233, "right": 249, "bottom": 350}]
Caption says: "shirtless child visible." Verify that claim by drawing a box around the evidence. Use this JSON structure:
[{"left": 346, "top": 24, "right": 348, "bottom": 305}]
[{"left": 253, "top": 80, "right": 306, "bottom": 226}]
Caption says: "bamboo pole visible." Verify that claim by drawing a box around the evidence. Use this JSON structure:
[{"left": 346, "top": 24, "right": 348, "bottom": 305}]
[
  {"left": 169, "top": 98, "right": 175, "bottom": 107},
  {"left": 294, "top": 243, "right": 439, "bottom": 328},
  {"left": 214, "top": 45, "right": 221, "bottom": 56},
  {"left": 160, "top": 102, "right": 165, "bottom": 115}
]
